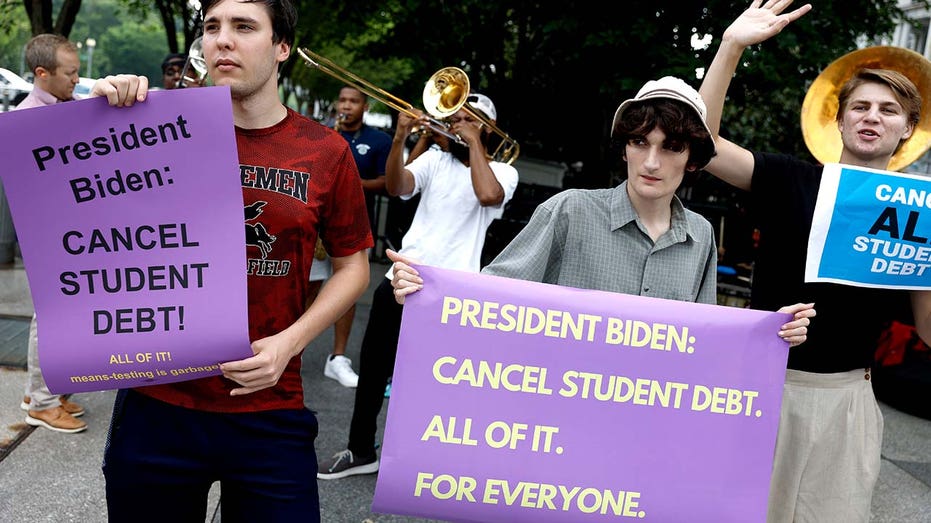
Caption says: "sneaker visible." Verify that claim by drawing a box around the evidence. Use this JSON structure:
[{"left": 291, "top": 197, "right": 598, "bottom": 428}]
[
  {"left": 25, "top": 406, "right": 87, "bottom": 434},
  {"left": 21, "top": 396, "right": 84, "bottom": 417},
  {"left": 324, "top": 354, "right": 359, "bottom": 388},
  {"left": 317, "top": 449, "right": 379, "bottom": 480},
  {"left": 59, "top": 397, "right": 85, "bottom": 417}
]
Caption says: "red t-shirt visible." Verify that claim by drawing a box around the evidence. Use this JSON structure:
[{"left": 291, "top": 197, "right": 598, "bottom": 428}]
[{"left": 136, "top": 108, "right": 373, "bottom": 412}]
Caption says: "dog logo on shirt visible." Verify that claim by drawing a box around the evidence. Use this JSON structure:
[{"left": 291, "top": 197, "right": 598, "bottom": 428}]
[{"left": 244, "top": 201, "right": 276, "bottom": 259}]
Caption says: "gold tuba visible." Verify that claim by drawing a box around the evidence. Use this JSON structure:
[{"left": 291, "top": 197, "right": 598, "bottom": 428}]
[{"left": 801, "top": 46, "right": 931, "bottom": 172}]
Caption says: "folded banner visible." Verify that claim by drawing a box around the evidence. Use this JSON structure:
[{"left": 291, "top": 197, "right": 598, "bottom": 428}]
[
  {"left": 0, "top": 87, "right": 251, "bottom": 393},
  {"left": 807, "top": 163, "right": 931, "bottom": 289},
  {"left": 372, "top": 266, "right": 790, "bottom": 522}
]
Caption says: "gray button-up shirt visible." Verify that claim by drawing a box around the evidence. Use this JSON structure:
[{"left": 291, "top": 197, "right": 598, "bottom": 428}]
[{"left": 483, "top": 181, "right": 717, "bottom": 304}]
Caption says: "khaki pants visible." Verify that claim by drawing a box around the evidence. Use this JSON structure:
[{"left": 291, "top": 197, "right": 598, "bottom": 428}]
[
  {"left": 768, "top": 369, "right": 882, "bottom": 523},
  {"left": 23, "top": 314, "right": 60, "bottom": 411}
]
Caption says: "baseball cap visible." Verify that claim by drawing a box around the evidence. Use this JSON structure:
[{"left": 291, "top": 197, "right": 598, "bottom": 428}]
[
  {"left": 161, "top": 53, "right": 187, "bottom": 73},
  {"left": 611, "top": 76, "right": 714, "bottom": 151},
  {"left": 467, "top": 93, "right": 497, "bottom": 121}
]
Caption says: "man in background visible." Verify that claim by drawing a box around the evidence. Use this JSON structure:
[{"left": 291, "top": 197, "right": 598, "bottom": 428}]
[
  {"left": 16, "top": 33, "right": 87, "bottom": 434},
  {"left": 160, "top": 53, "right": 187, "bottom": 90},
  {"left": 312, "top": 85, "right": 392, "bottom": 388}
]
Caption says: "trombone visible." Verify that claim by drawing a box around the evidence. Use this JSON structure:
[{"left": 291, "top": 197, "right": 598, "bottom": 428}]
[{"left": 296, "top": 48, "right": 520, "bottom": 165}]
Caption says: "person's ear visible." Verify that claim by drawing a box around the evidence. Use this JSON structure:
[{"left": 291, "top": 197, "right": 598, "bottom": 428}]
[{"left": 35, "top": 66, "right": 50, "bottom": 78}]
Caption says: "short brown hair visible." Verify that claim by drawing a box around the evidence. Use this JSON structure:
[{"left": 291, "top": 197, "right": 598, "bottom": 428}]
[
  {"left": 25, "top": 34, "right": 78, "bottom": 75},
  {"left": 837, "top": 68, "right": 921, "bottom": 151}
]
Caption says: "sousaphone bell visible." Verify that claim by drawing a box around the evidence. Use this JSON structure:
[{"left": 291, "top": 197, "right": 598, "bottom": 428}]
[{"left": 801, "top": 46, "right": 931, "bottom": 172}]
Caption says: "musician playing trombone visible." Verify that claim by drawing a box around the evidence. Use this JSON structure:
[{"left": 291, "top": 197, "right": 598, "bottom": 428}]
[
  {"left": 699, "top": 2, "right": 931, "bottom": 521},
  {"left": 317, "top": 93, "right": 519, "bottom": 480}
]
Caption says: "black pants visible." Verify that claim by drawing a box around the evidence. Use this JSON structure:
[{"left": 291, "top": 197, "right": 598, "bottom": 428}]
[
  {"left": 348, "top": 278, "right": 402, "bottom": 457},
  {"left": 104, "top": 390, "right": 320, "bottom": 523}
]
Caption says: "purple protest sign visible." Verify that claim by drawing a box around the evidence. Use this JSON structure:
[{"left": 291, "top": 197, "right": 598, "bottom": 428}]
[
  {"left": 0, "top": 87, "right": 251, "bottom": 393},
  {"left": 373, "top": 266, "right": 790, "bottom": 522}
]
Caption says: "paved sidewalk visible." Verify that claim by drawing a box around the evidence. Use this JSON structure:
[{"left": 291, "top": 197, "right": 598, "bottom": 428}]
[{"left": 1, "top": 258, "right": 930, "bottom": 522}]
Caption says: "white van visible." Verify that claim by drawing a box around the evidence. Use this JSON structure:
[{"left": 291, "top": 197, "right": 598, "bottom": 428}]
[{"left": 0, "top": 68, "right": 33, "bottom": 108}]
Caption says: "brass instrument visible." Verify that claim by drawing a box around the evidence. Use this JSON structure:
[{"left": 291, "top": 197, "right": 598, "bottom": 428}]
[
  {"left": 177, "top": 37, "right": 207, "bottom": 88},
  {"left": 333, "top": 112, "right": 346, "bottom": 131},
  {"left": 296, "top": 48, "right": 520, "bottom": 164},
  {"left": 801, "top": 46, "right": 931, "bottom": 172},
  {"left": 423, "top": 66, "right": 520, "bottom": 165}
]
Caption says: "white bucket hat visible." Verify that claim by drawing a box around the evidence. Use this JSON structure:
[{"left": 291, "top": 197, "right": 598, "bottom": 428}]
[{"left": 611, "top": 76, "right": 715, "bottom": 153}]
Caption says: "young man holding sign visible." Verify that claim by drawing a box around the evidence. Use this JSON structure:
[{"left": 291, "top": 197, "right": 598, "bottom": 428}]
[
  {"left": 93, "top": 0, "right": 372, "bottom": 520},
  {"left": 698, "top": 1, "right": 931, "bottom": 521}
]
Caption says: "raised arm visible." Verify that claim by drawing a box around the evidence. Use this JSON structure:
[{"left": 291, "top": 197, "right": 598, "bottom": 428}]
[
  {"left": 385, "top": 111, "right": 421, "bottom": 197},
  {"left": 700, "top": 0, "right": 811, "bottom": 190},
  {"left": 451, "top": 118, "right": 505, "bottom": 206}
]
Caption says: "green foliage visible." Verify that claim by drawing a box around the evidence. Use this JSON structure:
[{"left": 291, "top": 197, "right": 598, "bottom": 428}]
[
  {"left": 67, "top": 0, "right": 166, "bottom": 82},
  {"left": 2, "top": 0, "right": 925, "bottom": 189},
  {"left": 0, "top": 2, "right": 31, "bottom": 75}
]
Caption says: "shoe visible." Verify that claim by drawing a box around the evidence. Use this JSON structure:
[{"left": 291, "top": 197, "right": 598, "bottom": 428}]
[
  {"left": 25, "top": 406, "right": 87, "bottom": 434},
  {"left": 324, "top": 354, "right": 359, "bottom": 388},
  {"left": 317, "top": 449, "right": 379, "bottom": 480},
  {"left": 21, "top": 396, "right": 84, "bottom": 417},
  {"left": 59, "top": 397, "right": 85, "bottom": 417},
  {"left": 384, "top": 378, "right": 392, "bottom": 398}
]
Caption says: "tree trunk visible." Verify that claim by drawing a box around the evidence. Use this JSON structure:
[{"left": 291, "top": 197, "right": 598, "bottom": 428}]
[
  {"left": 24, "top": 0, "right": 53, "bottom": 35},
  {"left": 54, "top": 0, "right": 82, "bottom": 37}
]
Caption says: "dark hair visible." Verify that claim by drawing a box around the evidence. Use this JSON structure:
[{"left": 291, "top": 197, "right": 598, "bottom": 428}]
[
  {"left": 613, "top": 99, "right": 716, "bottom": 170},
  {"left": 837, "top": 68, "right": 922, "bottom": 153},
  {"left": 200, "top": 0, "right": 297, "bottom": 46},
  {"left": 24, "top": 34, "right": 78, "bottom": 74},
  {"left": 161, "top": 53, "right": 187, "bottom": 73},
  {"left": 340, "top": 85, "right": 368, "bottom": 102}
]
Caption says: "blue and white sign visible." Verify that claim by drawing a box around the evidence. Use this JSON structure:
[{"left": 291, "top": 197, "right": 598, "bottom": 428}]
[{"left": 806, "top": 163, "right": 931, "bottom": 289}]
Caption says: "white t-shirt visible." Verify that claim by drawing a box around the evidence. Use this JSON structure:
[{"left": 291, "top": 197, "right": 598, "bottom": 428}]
[{"left": 388, "top": 148, "right": 519, "bottom": 278}]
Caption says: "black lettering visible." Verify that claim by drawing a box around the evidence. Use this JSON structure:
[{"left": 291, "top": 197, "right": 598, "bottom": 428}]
[
  {"left": 69, "top": 177, "right": 95, "bottom": 203},
  {"left": 120, "top": 124, "right": 140, "bottom": 150},
  {"left": 94, "top": 310, "right": 112, "bottom": 334},
  {"left": 32, "top": 146, "right": 55, "bottom": 171},
  {"left": 62, "top": 231, "right": 84, "bottom": 255},
  {"left": 59, "top": 272, "right": 79, "bottom": 295},
  {"left": 868, "top": 207, "right": 900, "bottom": 238},
  {"left": 72, "top": 141, "right": 92, "bottom": 160},
  {"left": 902, "top": 210, "right": 928, "bottom": 243}
]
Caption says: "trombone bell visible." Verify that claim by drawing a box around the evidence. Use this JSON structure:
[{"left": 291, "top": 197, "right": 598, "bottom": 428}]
[{"left": 424, "top": 67, "right": 470, "bottom": 118}]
